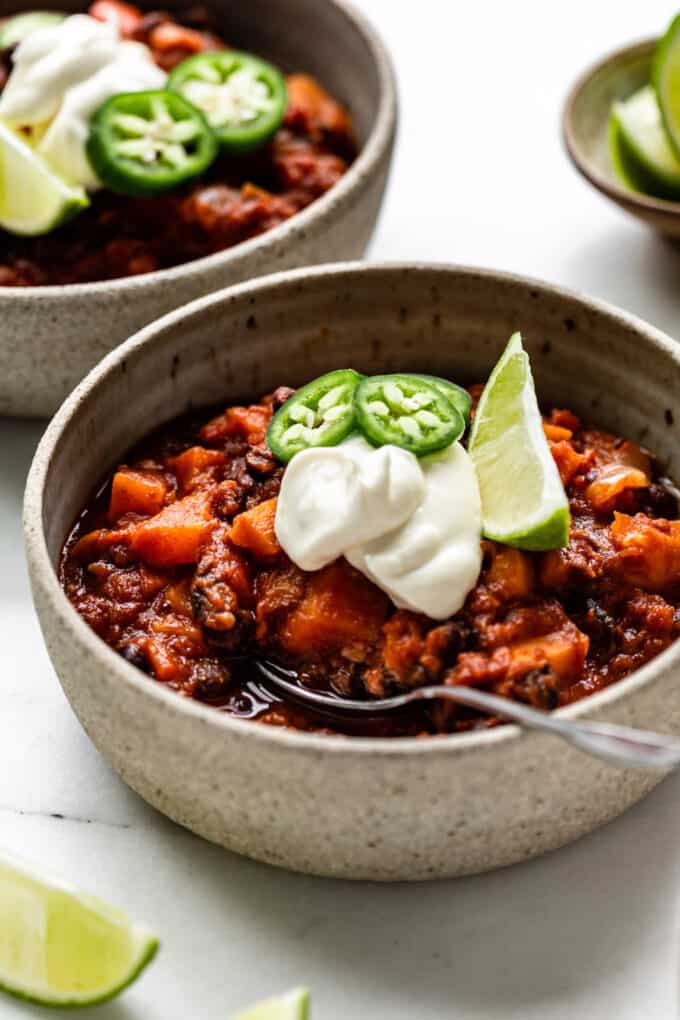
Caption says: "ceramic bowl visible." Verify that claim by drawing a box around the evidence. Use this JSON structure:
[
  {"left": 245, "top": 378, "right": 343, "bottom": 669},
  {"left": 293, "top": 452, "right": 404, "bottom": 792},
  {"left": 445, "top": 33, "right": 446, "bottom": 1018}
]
[
  {"left": 562, "top": 38, "right": 680, "bottom": 238},
  {"left": 0, "top": 0, "right": 397, "bottom": 418},
  {"left": 24, "top": 262, "right": 680, "bottom": 881}
]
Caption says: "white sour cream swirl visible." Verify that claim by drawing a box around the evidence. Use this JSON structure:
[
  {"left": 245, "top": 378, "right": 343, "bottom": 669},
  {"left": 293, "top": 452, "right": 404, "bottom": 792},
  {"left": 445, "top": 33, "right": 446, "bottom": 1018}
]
[
  {"left": 275, "top": 436, "right": 483, "bottom": 620},
  {"left": 0, "top": 15, "right": 166, "bottom": 188}
]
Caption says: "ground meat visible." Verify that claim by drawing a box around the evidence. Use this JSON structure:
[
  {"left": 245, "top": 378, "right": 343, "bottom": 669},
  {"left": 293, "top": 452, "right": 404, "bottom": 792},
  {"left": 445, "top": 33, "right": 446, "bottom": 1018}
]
[
  {"left": 0, "top": 3, "right": 355, "bottom": 286},
  {"left": 60, "top": 388, "right": 680, "bottom": 737}
]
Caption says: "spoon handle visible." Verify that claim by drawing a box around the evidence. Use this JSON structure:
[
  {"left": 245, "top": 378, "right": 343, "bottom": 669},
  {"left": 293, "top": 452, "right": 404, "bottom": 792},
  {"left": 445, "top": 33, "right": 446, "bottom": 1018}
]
[{"left": 425, "top": 686, "right": 680, "bottom": 770}]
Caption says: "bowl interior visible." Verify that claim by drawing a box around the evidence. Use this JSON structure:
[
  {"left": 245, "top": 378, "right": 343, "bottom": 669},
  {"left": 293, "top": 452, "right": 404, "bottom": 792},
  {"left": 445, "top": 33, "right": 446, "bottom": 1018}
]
[
  {"left": 567, "top": 40, "right": 654, "bottom": 192},
  {"left": 3, "top": 0, "right": 382, "bottom": 147},
  {"left": 38, "top": 264, "right": 680, "bottom": 571}
]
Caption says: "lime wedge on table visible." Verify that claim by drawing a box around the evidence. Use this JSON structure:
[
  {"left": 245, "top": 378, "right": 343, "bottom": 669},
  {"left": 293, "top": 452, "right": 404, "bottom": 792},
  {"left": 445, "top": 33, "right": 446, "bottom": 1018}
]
[
  {"left": 610, "top": 86, "right": 680, "bottom": 199},
  {"left": 653, "top": 13, "right": 680, "bottom": 158},
  {"left": 468, "top": 333, "right": 569, "bottom": 551},
  {"left": 232, "top": 987, "right": 310, "bottom": 1020},
  {"left": 0, "top": 852, "right": 158, "bottom": 1007},
  {"left": 0, "top": 120, "right": 88, "bottom": 236}
]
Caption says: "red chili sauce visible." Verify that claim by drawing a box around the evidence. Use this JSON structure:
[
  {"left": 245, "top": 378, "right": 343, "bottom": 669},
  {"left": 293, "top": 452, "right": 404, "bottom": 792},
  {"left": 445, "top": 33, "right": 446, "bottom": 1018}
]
[{"left": 60, "top": 383, "right": 680, "bottom": 737}]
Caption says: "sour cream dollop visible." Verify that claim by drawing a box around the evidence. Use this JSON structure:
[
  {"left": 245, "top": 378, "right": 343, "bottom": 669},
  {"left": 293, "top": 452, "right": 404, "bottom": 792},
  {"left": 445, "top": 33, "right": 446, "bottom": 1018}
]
[
  {"left": 275, "top": 436, "right": 483, "bottom": 620},
  {"left": 0, "top": 14, "right": 166, "bottom": 188}
]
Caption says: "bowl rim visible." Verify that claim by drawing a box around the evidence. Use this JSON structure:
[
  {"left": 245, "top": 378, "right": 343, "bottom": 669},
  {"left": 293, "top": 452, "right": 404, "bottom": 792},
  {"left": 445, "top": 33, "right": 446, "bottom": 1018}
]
[
  {"left": 23, "top": 260, "right": 680, "bottom": 759},
  {"left": 561, "top": 35, "right": 680, "bottom": 216},
  {"left": 0, "top": 0, "right": 397, "bottom": 299}
]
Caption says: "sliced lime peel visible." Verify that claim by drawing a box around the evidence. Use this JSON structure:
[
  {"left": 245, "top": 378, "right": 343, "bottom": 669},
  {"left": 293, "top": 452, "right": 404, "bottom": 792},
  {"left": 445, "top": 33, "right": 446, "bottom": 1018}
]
[
  {"left": 0, "top": 119, "right": 88, "bottom": 237},
  {"left": 610, "top": 86, "right": 680, "bottom": 199},
  {"left": 231, "top": 987, "right": 311, "bottom": 1020},
  {"left": 469, "top": 332, "right": 569, "bottom": 551},
  {"left": 653, "top": 12, "right": 680, "bottom": 159},
  {"left": 0, "top": 851, "right": 159, "bottom": 1008}
]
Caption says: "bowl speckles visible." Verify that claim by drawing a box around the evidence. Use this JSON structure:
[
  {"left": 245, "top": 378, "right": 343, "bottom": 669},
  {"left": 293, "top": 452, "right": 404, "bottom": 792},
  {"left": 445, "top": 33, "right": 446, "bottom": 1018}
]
[
  {"left": 24, "top": 263, "right": 680, "bottom": 881},
  {"left": 563, "top": 37, "right": 680, "bottom": 238},
  {"left": 0, "top": 0, "right": 397, "bottom": 417}
]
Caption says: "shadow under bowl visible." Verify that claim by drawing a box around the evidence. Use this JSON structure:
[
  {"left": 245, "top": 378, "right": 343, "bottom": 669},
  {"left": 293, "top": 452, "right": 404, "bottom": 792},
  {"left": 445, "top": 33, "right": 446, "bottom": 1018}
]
[
  {"left": 563, "top": 38, "right": 680, "bottom": 238},
  {"left": 23, "top": 262, "right": 680, "bottom": 880},
  {"left": 0, "top": 0, "right": 397, "bottom": 418}
]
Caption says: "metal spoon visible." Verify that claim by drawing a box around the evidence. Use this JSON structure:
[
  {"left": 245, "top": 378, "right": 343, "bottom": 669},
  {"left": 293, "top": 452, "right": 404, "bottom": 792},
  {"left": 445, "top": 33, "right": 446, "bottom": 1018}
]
[{"left": 256, "top": 659, "right": 680, "bottom": 771}]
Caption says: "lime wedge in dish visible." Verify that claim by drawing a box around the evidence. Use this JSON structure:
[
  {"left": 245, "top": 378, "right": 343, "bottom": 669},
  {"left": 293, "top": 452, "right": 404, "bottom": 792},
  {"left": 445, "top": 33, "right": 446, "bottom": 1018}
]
[
  {"left": 0, "top": 10, "right": 65, "bottom": 47},
  {"left": 231, "top": 987, "right": 310, "bottom": 1020},
  {"left": 0, "top": 851, "right": 159, "bottom": 1007},
  {"left": 0, "top": 120, "right": 88, "bottom": 236},
  {"left": 610, "top": 85, "right": 680, "bottom": 199},
  {"left": 468, "top": 332, "right": 569, "bottom": 551},
  {"left": 653, "top": 13, "right": 680, "bottom": 158}
]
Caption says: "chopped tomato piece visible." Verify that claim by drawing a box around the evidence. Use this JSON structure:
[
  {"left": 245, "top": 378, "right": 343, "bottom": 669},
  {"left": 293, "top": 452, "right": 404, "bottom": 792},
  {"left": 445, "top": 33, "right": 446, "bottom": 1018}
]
[
  {"left": 230, "top": 498, "right": 281, "bottom": 560},
  {"left": 109, "top": 467, "right": 168, "bottom": 521},
  {"left": 129, "top": 491, "right": 214, "bottom": 567},
  {"left": 280, "top": 562, "right": 389, "bottom": 656}
]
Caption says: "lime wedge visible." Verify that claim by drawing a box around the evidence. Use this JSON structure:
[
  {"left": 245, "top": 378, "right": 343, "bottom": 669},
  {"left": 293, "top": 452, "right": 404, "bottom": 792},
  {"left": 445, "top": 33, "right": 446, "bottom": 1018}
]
[
  {"left": 0, "top": 851, "right": 159, "bottom": 1007},
  {"left": 0, "top": 120, "right": 88, "bottom": 236},
  {"left": 610, "top": 85, "right": 680, "bottom": 199},
  {"left": 653, "top": 13, "right": 680, "bottom": 158},
  {"left": 468, "top": 333, "right": 569, "bottom": 551},
  {"left": 0, "top": 10, "right": 65, "bottom": 48},
  {"left": 231, "top": 987, "right": 310, "bottom": 1020}
]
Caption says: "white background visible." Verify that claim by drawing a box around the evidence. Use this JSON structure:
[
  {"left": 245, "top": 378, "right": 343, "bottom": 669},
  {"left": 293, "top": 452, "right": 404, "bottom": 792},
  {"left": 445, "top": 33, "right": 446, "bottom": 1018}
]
[{"left": 2, "top": 1, "right": 680, "bottom": 1017}]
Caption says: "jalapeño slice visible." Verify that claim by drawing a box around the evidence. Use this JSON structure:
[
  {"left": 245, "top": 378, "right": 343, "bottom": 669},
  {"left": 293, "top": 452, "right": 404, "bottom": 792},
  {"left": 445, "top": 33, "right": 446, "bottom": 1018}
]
[
  {"left": 355, "top": 374, "right": 465, "bottom": 456},
  {"left": 86, "top": 90, "right": 217, "bottom": 198},
  {"left": 168, "top": 50, "right": 287, "bottom": 155},
  {"left": 412, "top": 374, "right": 472, "bottom": 422},
  {"left": 267, "top": 369, "right": 362, "bottom": 463}
]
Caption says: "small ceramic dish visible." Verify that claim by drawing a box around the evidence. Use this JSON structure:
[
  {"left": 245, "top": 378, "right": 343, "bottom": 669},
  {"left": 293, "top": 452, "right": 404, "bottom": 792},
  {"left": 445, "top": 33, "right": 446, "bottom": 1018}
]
[
  {"left": 24, "top": 262, "right": 680, "bottom": 881},
  {"left": 0, "top": 0, "right": 397, "bottom": 418},
  {"left": 562, "top": 38, "right": 680, "bottom": 238}
]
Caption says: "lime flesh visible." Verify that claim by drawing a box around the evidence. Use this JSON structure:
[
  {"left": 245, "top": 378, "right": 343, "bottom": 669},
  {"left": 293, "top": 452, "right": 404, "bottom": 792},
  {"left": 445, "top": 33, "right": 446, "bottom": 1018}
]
[
  {"left": 0, "top": 119, "right": 88, "bottom": 236},
  {"left": 610, "top": 85, "right": 680, "bottom": 199},
  {"left": 653, "top": 13, "right": 680, "bottom": 158},
  {"left": 0, "top": 852, "right": 158, "bottom": 1007},
  {"left": 231, "top": 987, "right": 310, "bottom": 1020},
  {"left": 468, "top": 333, "right": 569, "bottom": 551},
  {"left": 0, "top": 10, "right": 65, "bottom": 47}
]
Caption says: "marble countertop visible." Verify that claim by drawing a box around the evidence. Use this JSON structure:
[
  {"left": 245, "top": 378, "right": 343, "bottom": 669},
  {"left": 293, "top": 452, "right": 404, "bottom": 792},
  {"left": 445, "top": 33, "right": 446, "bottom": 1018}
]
[{"left": 2, "top": 1, "right": 680, "bottom": 1016}]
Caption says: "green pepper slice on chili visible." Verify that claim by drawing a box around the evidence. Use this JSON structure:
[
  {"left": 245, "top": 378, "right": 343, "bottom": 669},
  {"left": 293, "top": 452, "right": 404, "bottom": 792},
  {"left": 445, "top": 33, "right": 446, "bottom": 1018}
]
[
  {"left": 167, "top": 50, "right": 287, "bottom": 155},
  {"left": 86, "top": 90, "right": 218, "bottom": 198},
  {"left": 267, "top": 369, "right": 363, "bottom": 464},
  {"left": 410, "top": 374, "right": 472, "bottom": 422},
  {"left": 354, "top": 374, "right": 465, "bottom": 456}
]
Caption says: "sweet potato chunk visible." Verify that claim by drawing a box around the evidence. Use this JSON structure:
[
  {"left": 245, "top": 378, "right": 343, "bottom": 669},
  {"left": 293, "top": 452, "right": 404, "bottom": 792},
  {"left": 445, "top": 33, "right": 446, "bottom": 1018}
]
[
  {"left": 129, "top": 491, "right": 214, "bottom": 567},
  {"left": 109, "top": 468, "right": 167, "bottom": 521},
  {"left": 610, "top": 513, "right": 680, "bottom": 593},
  {"left": 200, "top": 405, "right": 272, "bottom": 446},
  {"left": 230, "top": 498, "right": 281, "bottom": 560},
  {"left": 485, "top": 545, "right": 535, "bottom": 601},
  {"left": 280, "top": 562, "right": 389, "bottom": 656},
  {"left": 507, "top": 623, "right": 590, "bottom": 683},
  {"left": 172, "top": 447, "right": 225, "bottom": 494},
  {"left": 89, "top": 0, "right": 143, "bottom": 34}
]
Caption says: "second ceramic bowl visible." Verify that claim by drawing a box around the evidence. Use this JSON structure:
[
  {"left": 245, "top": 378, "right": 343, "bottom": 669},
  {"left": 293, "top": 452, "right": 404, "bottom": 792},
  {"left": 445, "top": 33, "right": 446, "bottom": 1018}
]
[
  {"left": 24, "top": 262, "right": 680, "bottom": 881},
  {"left": 0, "top": 0, "right": 396, "bottom": 418},
  {"left": 563, "top": 37, "right": 680, "bottom": 237}
]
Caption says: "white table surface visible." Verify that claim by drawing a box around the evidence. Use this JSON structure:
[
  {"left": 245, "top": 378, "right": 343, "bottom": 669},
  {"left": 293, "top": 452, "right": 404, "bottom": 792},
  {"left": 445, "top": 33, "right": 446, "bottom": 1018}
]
[{"left": 2, "top": 1, "right": 680, "bottom": 1017}]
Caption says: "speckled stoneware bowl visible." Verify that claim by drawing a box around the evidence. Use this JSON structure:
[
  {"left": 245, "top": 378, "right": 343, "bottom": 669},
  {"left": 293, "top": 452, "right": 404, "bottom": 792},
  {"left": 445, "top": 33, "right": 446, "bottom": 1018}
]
[
  {"left": 0, "top": 0, "right": 396, "bottom": 418},
  {"left": 562, "top": 38, "right": 680, "bottom": 238},
  {"left": 24, "top": 263, "right": 680, "bottom": 881}
]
